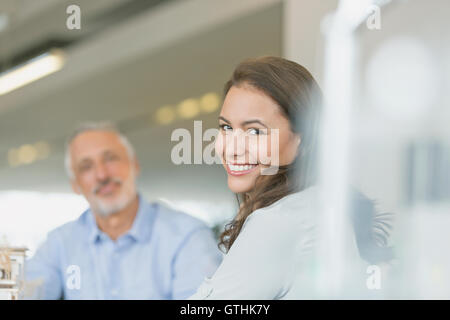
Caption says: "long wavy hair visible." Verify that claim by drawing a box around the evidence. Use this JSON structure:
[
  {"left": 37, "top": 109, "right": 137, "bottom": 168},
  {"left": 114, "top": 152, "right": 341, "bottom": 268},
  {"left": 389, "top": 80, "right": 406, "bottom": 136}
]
[{"left": 218, "top": 56, "right": 394, "bottom": 264}]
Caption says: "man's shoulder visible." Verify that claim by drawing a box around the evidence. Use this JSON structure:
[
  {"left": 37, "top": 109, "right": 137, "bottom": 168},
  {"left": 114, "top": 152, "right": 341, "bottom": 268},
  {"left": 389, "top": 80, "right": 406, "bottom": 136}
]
[{"left": 46, "top": 210, "right": 90, "bottom": 241}]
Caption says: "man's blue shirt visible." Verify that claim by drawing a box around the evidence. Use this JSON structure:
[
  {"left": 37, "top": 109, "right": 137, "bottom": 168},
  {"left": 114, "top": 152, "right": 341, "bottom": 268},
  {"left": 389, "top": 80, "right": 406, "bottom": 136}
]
[{"left": 25, "top": 196, "right": 222, "bottom": 299}]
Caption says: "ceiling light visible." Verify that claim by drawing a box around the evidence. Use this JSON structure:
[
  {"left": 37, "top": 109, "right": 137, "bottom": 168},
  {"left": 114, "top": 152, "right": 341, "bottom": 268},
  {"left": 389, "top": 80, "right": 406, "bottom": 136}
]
[
  {"left": 177, "top": 98, "right": 200, "bottom": 119},
  {"left": 155, "top": 105, "right": 176, "bottom": 125},
  {"left": 0, "top": 49, "right": 65, "bottom": 96},
  {"left": 200, "top": 92, "right": 220, "bottom": 113},
  {"left": 18, "top": 145, "right": 37, "bottom": 165}
]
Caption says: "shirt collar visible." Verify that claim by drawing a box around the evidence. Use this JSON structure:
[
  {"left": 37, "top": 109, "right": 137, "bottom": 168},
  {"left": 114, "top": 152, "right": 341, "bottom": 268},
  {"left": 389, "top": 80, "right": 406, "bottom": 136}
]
[
  {"left": 126, "top": 195, "right": 151, "bottom": 242},
  {"left": 86, "top": 194, "right": 154, "bottom": 244}
]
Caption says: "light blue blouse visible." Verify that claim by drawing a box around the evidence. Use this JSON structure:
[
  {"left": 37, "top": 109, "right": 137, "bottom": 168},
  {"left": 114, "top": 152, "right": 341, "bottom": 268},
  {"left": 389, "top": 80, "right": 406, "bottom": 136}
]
[{"left": 189, "top": 186, "right": 322, "bottom": 300}]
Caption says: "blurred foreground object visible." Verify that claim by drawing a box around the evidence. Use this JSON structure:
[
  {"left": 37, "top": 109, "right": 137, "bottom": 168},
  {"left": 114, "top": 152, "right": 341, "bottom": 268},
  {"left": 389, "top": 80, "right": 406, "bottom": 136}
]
[
  {"left": 0, "top": 240, "right": 27, "bottom": 300},
  {"left": 314, "top": 0, "right": 450, "bottom": 298},
  {"left": 0, "top": 237, "right": 43, "bottom": 300}
]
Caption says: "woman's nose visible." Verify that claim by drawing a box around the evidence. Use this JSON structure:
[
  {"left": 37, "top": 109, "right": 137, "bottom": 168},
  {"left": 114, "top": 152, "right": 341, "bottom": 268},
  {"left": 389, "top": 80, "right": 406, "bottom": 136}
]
[{"left": 225, "top": 129, "right": 247, "bottom": 157}]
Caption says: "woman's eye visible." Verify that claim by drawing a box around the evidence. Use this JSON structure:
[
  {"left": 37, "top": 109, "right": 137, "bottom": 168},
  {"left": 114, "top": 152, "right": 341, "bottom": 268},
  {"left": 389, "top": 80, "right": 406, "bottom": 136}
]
[
  {"left": 247, "top": 128, "right": 265, "bottom": 135},
  {"left": 219, "top": 124, "right": 232, "bottom": 132}
]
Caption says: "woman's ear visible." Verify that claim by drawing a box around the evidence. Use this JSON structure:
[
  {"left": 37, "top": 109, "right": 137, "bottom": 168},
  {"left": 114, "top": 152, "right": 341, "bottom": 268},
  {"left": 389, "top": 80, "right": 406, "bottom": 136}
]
[
  {"left": 294, "top": 134, "right": 301, "bottom": 148},
  {"left": 291, "top": 133, "right": 301, "bottom": 149},
  {"left": 293, "top": 133, "right": 302, "bottom": 157}
]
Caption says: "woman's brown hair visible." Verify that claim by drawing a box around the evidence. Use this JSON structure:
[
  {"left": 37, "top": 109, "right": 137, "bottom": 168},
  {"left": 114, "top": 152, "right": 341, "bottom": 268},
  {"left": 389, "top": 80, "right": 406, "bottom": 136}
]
[{"left": 218, "top": 56, "right": 323, "bottom": 252}]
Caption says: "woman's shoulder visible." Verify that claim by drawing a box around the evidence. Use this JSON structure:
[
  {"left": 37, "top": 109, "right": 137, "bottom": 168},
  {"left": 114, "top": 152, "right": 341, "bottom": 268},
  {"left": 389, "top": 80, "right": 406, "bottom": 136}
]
[
  {"left": 246, "top": 185, "right": 320, "bottom": 226},
  {"left": 238, "top": 185, "right": 320, "bottom": 247}
]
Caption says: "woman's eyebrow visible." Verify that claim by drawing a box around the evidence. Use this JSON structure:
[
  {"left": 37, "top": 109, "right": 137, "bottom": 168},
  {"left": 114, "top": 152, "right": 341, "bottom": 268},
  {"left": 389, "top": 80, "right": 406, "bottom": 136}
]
[
  {"left": 219, "top": 116, "right": 268, "bottom": 128},
  {"left": 241, "top": 119, "right": 268, "bottom": 128},
  {"left": 218, "top": 116, "right": 231, "bottom": 123}
]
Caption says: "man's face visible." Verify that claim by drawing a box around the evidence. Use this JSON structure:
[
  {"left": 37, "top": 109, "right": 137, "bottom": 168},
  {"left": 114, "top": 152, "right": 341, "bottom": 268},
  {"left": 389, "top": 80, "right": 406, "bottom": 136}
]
[{"left": 69, "top": 130, "right": 139, "bottom": 217}]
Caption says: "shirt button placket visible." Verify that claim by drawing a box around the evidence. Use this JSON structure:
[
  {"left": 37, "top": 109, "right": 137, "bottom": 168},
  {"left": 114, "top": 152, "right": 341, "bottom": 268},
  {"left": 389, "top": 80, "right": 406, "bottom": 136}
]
[{"left": 109, "top": 245, "right": 121, "bottom": 299}]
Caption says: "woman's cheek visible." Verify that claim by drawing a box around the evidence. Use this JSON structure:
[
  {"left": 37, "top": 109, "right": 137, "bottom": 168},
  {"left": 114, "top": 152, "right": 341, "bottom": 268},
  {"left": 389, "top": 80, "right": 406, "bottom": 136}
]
[
  {"left": 223, "top": 133, "right": 238, "bottom": 162},
  {"left": 256, "top": 135, "right": 272, "bottom": 166},
  {"left": 277, "top": 131, "right": 296, "bottom": 165}
]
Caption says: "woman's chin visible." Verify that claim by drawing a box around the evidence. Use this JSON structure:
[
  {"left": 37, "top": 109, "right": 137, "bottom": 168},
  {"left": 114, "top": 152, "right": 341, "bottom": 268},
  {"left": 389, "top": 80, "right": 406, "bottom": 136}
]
[{"left": 227, "top": 176, "right": 256, "bottom": 194}]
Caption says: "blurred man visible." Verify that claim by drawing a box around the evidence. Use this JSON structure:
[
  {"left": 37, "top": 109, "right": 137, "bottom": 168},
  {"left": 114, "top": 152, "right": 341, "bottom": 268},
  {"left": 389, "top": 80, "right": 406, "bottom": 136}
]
[{"left": 26, "top": 122, "right": 222, "bottom": 299}]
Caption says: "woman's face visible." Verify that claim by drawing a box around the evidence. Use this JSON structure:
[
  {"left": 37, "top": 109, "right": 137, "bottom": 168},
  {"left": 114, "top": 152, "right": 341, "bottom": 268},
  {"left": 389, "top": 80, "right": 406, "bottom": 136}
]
[{"left": 215, "top": 84, "right": 300, "bottom": 194}]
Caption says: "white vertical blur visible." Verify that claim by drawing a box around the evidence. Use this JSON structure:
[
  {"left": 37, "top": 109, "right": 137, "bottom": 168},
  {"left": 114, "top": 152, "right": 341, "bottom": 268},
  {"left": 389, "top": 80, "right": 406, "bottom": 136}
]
[
  {"left": 316, "top": 2, "right": 354, "bottom": 299},
  {"left": 315, "top": 0, "right": 386, "bottom": 298}
]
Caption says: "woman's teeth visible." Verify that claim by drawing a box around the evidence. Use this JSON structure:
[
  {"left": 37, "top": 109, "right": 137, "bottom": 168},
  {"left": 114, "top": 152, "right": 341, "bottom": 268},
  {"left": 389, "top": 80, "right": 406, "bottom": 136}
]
[{"left": 228, "top": 164, "right": 257, "bottom": 171}]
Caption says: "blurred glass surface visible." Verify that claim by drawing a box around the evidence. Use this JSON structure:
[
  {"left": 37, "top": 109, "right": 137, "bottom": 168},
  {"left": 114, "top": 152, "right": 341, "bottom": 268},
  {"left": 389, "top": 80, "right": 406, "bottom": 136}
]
[{"left": 314, "top": 0, "right": 450, "bottom": 298}]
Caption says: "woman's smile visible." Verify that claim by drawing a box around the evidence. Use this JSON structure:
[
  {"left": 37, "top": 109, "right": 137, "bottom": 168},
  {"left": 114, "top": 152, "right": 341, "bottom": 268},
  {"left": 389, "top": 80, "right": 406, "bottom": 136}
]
[{"left": 225, "top": 163, "right": 259, "bottom": 176}]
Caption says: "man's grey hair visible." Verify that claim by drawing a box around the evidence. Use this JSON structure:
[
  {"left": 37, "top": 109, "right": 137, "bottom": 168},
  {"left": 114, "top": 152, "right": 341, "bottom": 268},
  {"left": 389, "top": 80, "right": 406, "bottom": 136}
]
[{"left": 64, "top": 121, "right": 136, "bottom": 179}]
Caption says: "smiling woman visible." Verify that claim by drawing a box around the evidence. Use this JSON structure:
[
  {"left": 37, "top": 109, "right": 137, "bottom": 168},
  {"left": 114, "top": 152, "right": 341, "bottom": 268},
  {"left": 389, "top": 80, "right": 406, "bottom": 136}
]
[
  {"left": 215, "top": 56, "right": 321, "bottom": 252},
  {"left": 189, "top": 56, "right": 394, "bottom": 300},
  {"left": 216, "top": 85, "right": 301, "bottom": 192}
]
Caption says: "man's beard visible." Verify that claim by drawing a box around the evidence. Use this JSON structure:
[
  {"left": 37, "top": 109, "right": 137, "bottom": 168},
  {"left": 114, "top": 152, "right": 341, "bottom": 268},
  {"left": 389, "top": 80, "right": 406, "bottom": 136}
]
[
  {"left": 94, "top": 188, "right": 134, "bottom": 217},
  {"left": 88, "top": 171, "right": 137, "bottom": 217}
]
